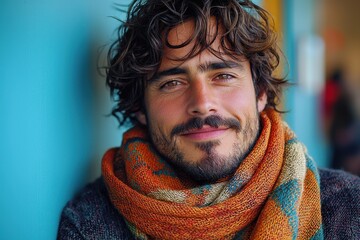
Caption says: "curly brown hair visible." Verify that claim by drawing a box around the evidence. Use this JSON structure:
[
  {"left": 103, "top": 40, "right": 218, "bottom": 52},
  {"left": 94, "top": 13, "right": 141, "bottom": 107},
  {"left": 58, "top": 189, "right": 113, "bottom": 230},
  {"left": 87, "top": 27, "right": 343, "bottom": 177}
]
[{"left": 106, "top": 0, "right": 287, "bottom": 125}]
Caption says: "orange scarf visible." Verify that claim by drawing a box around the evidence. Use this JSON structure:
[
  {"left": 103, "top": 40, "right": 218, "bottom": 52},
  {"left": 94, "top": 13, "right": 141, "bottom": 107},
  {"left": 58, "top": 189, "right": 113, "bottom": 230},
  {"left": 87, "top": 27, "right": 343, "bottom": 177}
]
[{"left": 102, "top": 110, "right": 323, "bottom": 239}]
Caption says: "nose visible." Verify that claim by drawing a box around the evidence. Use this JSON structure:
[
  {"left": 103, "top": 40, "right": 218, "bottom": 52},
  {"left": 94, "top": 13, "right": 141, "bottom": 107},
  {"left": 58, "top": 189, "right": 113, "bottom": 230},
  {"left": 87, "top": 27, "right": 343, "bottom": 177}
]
[{"left": 187, "top": 81, "right": 217, "bottom": 116}]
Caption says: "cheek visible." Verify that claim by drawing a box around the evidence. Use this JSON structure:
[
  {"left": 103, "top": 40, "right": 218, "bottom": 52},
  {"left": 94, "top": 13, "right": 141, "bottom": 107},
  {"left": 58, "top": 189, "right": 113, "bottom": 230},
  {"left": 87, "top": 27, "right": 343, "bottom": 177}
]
[
  {"left": 220, "top": 89, "right": 258, "bottom": 115},
  {"left": 145, "top": 97, "right": 184, "bottom": 129}
]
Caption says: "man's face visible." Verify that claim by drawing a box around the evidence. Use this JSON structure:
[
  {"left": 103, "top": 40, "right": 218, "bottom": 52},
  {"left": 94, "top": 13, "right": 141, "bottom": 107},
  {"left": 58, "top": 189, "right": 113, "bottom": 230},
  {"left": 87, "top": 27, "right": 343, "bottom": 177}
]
[{"left": 137, "top": 19, "right": 267, "bottom": 182}]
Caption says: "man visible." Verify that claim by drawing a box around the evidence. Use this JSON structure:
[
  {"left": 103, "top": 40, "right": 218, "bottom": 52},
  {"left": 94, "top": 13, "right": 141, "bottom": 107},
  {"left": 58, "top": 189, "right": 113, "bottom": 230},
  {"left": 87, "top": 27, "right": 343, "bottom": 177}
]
[{"left": 58, "top": 0, "right": 360, "bottom": 239}]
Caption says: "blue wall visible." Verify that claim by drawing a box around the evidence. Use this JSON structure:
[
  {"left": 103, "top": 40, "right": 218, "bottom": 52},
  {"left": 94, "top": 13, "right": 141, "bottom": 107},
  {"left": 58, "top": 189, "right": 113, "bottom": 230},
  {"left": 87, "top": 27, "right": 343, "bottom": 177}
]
[
  {"left": 0, "top": 0, "right": 328, "bottom": 239},
  {"left": 282, "top": 0, "right": 329, "bottom": 167},
  {"left": 0, "top": 1, "right": 130, "bottom": 239}
]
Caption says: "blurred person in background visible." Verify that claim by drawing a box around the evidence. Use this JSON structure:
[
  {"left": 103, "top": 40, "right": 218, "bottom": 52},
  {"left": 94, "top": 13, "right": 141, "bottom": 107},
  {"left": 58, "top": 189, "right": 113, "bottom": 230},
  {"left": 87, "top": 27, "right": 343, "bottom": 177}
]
[
  {"left": 58, "top": 0, "right": 360, "bottom": 239},
  {"left": 323, "top": 69, "right": 360, "bottom": 176}
]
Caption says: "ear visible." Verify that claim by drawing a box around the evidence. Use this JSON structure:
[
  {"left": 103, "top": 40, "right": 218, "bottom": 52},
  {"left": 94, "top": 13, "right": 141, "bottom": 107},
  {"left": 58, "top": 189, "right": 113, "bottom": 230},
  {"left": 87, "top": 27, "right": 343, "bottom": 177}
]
[
  {"left": 257, "top": 91, "right": 268, "bottom": 112},
  {"left": 135, "top": 111, "right": 147, "bottom": 125}
]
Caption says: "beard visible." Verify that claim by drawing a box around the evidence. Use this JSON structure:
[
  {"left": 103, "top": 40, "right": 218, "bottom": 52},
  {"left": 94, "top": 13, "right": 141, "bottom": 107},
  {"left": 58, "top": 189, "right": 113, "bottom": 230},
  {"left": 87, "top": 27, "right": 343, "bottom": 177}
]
[{"left": 148, "top": 114, "right": 261, "bottom": 183}]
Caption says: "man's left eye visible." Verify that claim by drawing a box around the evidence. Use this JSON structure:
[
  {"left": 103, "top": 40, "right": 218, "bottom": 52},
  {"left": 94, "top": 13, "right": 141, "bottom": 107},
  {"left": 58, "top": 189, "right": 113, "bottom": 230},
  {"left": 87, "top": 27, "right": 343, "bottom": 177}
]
[{"left": 214, "top": 74, "right": 234, "bottom": 80}]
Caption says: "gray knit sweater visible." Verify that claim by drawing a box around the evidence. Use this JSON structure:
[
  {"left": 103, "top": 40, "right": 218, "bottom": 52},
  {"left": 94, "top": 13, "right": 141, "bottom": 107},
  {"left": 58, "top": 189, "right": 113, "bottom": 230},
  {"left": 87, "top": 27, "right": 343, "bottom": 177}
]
[{"left": 57, "top": 169, "right": 360, "bottom": 239}]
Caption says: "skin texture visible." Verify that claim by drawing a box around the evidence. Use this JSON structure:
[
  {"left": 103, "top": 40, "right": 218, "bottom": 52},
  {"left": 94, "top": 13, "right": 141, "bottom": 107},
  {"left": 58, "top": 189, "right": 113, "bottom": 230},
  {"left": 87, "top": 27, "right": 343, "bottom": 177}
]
[{"left": 137, "top": 18, "right": 267, "bottom": 182}]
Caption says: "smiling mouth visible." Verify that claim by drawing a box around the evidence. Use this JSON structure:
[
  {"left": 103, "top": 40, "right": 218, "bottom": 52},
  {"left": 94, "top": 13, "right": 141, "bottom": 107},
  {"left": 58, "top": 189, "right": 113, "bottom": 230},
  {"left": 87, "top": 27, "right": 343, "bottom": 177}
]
[{"left": 180, "top": 126, "right": 228, "bottom": 141}]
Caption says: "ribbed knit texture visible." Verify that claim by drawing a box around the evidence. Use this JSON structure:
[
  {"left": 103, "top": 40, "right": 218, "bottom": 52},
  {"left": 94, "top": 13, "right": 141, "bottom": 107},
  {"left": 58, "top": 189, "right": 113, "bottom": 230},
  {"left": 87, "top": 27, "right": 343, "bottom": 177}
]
[
  {"left": 57, "top": 169, "right": 360, "bottom": 239},
  {"left": 102, "top": 110, "right": 323, "bottom": 239}
]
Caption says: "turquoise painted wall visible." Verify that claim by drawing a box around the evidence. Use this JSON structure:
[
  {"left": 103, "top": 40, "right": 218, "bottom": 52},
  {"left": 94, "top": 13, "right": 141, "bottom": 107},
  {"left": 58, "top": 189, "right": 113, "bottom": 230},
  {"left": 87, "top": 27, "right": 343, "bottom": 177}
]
[
  {"left": 0, "top": 0, "right": 328, "bottom": 239},
  {"left": 282, "top": 0, "right": 329, "bottom": 167},
  {"left": 0, "top": 1, "right": 130, "bottom": 239}
]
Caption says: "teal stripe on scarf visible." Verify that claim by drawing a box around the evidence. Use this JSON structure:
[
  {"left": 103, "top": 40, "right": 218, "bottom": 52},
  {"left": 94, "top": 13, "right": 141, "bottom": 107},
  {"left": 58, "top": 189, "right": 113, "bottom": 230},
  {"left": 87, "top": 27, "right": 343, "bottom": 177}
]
[
  {"left": 271, "top": 179, "right": 301, "bottom": 240},
  {"left": 306, "top": 155, "right": 321, "bottom": 185},
  {"left": 310, "top": 225, "right": 324, "bottom": 240}
]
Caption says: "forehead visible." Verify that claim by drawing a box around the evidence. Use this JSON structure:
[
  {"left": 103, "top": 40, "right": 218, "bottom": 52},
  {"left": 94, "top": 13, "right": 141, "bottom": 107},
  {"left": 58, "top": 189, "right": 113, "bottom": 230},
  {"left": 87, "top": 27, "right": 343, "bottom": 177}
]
[
  {"left": 160, "top": 17, "right": 227, "bottom": 69},
  {"left": 165, "top": 19, "right": 197, "bottom": 47}
]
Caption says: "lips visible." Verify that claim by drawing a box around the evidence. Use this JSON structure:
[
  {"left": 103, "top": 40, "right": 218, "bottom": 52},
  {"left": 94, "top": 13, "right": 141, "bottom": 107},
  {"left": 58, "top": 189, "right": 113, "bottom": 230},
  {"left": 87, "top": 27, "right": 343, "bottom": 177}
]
[{"left": 180, "top": 126, "right": 228, "bottom": 141}]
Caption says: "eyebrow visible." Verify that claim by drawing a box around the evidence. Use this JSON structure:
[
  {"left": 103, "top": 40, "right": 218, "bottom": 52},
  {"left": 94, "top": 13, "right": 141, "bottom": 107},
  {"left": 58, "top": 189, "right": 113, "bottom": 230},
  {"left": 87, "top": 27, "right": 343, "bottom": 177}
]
[
  {"left": 150, "top": 60, "right": 243, "bottom": 82},
  {"left": 199, "top": 61, "right": 242, "bottom": 72}
]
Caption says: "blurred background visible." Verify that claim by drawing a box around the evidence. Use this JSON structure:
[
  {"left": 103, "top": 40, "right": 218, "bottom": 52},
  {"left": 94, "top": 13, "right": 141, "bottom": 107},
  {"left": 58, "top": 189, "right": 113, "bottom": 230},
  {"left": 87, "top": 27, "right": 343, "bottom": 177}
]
[{"left": 1, "top": 0, "right": 359, "bottom": 239}]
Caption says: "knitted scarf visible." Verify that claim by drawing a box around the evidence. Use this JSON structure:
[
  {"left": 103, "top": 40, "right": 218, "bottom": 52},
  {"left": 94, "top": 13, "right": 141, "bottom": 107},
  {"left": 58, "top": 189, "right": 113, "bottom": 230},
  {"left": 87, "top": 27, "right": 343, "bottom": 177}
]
[{"left": 102, "top": 110, "right": 324, "bottom": 239}]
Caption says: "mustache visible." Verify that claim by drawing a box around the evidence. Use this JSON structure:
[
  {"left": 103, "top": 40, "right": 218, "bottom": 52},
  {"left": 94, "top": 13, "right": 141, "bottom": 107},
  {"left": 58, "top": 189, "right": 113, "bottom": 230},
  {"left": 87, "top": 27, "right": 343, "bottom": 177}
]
[{"left": 171, "top": 115, "right": 241, "bottom": 137}]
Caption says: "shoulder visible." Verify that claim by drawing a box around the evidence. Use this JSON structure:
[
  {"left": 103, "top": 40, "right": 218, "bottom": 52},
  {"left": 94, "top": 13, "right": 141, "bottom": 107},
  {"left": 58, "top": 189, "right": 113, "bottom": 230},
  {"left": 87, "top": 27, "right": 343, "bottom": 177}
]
[
  {"left": 319, "top": 168, "right": 360, "bottom": 202},
  {"left": 57, "top": 177, "right": 133, "bottom": 240},
  {"left": 319, "top": 168, "right": 360, "bottom": 239}
]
